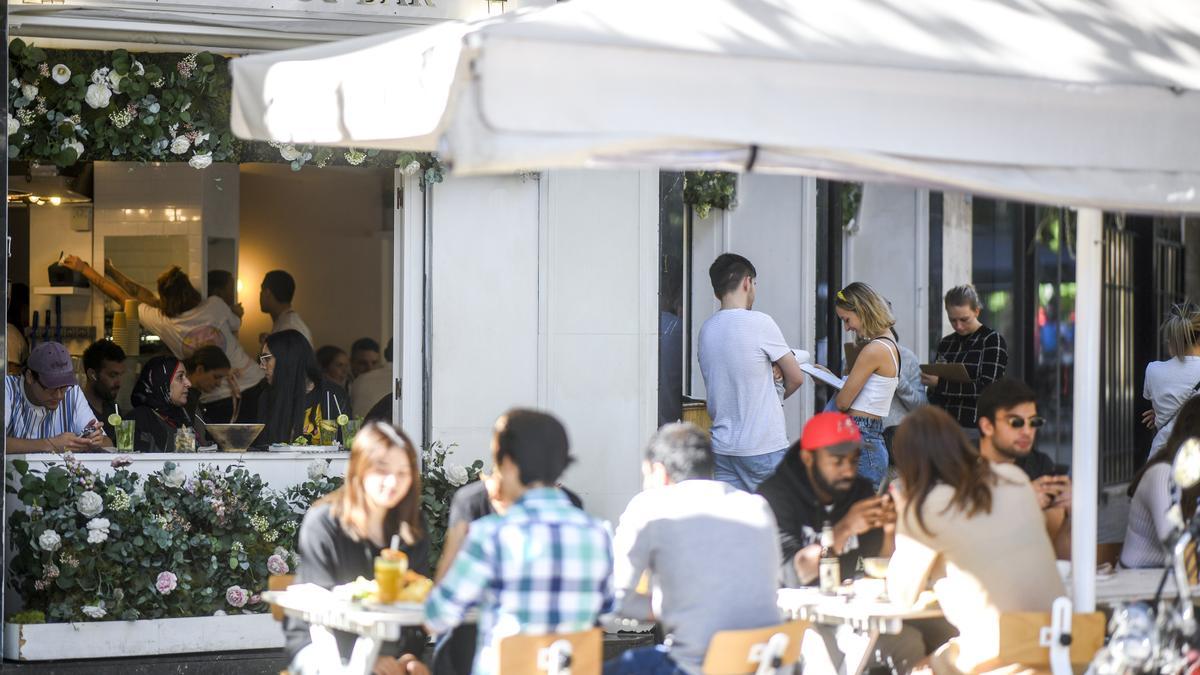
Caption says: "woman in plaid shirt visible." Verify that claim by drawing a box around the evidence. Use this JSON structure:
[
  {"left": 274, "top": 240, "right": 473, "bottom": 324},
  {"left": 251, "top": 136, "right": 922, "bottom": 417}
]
[{"left": 922, "top": 285, "right": 1009, "bottom": 438}]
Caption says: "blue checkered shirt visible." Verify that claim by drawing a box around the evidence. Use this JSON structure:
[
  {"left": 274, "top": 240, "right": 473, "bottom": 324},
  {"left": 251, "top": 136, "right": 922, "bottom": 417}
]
[{"left": 425, "top": 487, "right": 614, "bottom": 675}]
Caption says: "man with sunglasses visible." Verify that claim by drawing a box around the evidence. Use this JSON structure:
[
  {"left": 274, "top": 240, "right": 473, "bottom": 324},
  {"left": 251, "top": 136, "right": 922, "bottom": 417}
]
[
  {"left": 977, "top": 378, "right": 1071, "bottom": 558},
  {"left": 5, "top": 342, "right": 106, "bottom": 454}
]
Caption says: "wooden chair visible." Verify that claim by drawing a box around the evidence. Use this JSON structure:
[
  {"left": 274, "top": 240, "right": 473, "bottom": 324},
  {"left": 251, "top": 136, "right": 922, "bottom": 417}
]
[
  {"left": 701, "top": 619, "right": 808, "bottom": 675},
  {"left": 497, "top": 628, "right": 602, "bottom": 675},
  {"left": 966, "top": 599, "right": 1105, "bottom": 674},
  {"left": 269, "top": 574, "right": 295, "bottom": 622}
]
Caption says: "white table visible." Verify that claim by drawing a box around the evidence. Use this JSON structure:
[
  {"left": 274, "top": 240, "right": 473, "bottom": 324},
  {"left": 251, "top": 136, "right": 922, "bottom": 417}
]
[
  {"left": 1089, "top": 568, "right": 1200, "bottom": 606},
  {"left": 264, "top": 586, "right": 426, "bottom": 675},
  {"left": 777, "top": 588, "right": 943, "bottom": 675}
]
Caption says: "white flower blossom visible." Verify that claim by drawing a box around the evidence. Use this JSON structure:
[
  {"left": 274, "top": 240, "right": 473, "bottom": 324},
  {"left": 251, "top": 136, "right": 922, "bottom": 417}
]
[
  {"left": 306, "top": 460, "right": 326, "bottom": 481},
  {"left": 86, "top": 517, "right": 111, "bottom": 545},
  {"left": 278, "top": 145, "right": 302, "bottom": 162},
  {"left": 8, "top": 113, "right": 19, "bottom": 136},
  {"left": 169, "top": 136, "right": 191, "bottom": 155},
  {"left": 63, "top": 139, "right": 84, "bottom": 159},
  {"left": 90, "top": 68, "right": 109, "bottom": 85},
  {"left": 37, "top": 530, "right": 62, "bottom": 552},
  {"left": 445, "top": 463, "right": 469, "bottom": 487},
  {"left": 195, "top": 131, "right": 210, "bottom": 146},
  {"left": 84, "top": 83, "right": 112, "bottom": 109},
  {"left": 81, "top": 604, "right": 106, "bottom": 619},
  {"left": 11, "top": 79, "right": 19, "bottom": 88},
  {"left": 162, "top": 467, "right": 187, "bottom": 488},
  {"left": 132, "top": 60, "right": 145, "bottom": 76},
  {"left": 107, "top": 70, "right": 125, "bottom": 94},
  {"left": 403, "top": 160, "right": 422, "bottom": 177},
  {"left": 21, "top": 84, "right": 38, "bottom": 100},
  {"left": 188, "top": 152, "right": 212, "bottom": 170},
  {"left": 77, "top": 490, "right": 104, "bottom": 517},
  {"left": 51, "top": 64, "right": 71, "bottom": 85}
]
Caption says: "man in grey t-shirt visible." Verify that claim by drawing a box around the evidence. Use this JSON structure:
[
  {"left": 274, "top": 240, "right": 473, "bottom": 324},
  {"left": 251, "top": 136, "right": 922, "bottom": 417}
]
[
  {"left": 606, "top": 423, "right": 782, "bottom": 675},
  {"left": 698, "top": 253, "right": 804, "bottom": 492}
]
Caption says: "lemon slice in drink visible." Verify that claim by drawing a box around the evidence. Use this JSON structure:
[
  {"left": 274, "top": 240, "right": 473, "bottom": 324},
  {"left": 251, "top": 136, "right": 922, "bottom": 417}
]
[
  {"left": 107, "top": 414, "right": 122, "bottom": 426},
  {"left": 318, "top": 419, "right": 339, "bottom": 432},
  {"left": 336, "top": 414, "right": 349, "bottom": 426}
]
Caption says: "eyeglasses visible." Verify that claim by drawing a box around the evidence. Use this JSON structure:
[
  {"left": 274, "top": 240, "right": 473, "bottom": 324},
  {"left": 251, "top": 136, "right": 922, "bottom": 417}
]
[
  {"left": 1005, "top": 415, "right": 1046, "bottom": 429},
  {"left": 31, "top": 374, "right": 70, "bottom": 398},
  {"left": 258, "top": 352, "right": 275, "bottom": 366}
]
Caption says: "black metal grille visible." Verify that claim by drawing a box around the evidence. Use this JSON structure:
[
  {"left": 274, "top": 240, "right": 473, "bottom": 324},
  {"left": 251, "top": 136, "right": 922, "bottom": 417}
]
[{"left": 1100, "top": 224, "right": 1136, "bottom": 486}]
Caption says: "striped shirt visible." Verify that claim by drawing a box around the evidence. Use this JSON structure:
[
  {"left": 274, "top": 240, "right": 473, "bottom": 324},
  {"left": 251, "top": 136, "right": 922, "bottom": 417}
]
[
  {"left": 425, "top": 488, "right": 614, "bottom": 675},
  {"left": 928, "top": 325, "right": 1008, "bottom": 427},
  {"left": 4, "top": 375, "right": 97, "bottom": 441}
]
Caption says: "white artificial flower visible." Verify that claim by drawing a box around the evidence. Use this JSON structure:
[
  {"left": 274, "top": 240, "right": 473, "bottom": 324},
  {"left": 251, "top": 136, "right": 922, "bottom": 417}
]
[
  {"left": 10, "top": 79, "right": 19, "bottom": 88},
  {"left": 195, "top": 131, "right": 210, "bottom": 146},
  {"left": 51, "top": 64, "right": 71, "bottom": 85},
  {"left": 8, "top": 113, "right": 19, "bottom": 136},
  {"left": 162, "top": 467, "right": 186, "bottom": 488},
  {"left": 213, "top": 610, "right": 226, "bottom": 617},
  {"left": 37, "top": 530, "right": 61, "bottom": 552},
  {"left": 306, "top": 460, "right": 326, "bottom": 481},
  {"left": 169, "top": 136, "right": 190, "bottom": 155},
  {"left": 64, "top": 139, "right": 84, "bottom": 159},
  {"left": 106, "top": 70, "right": 125, "bottom": 94},
  {"left": 21, "top": 83, "right": 38, "bottom": 100},
  {"left": 445, "top": 463, "right": 469, "bottom": 487},
  {"left": 403, "top": 160, "right": 421, "bottom": 177},
  {"left": 86, "top": 517, "right": 111, "bottom": 545},
  {"left": 188, "top": 152, "right": 212, "bottom": 170},
  {"left": 81, "top": 604, "right": 106, "bottom": 619},
  {"left": 278, "top": 145, "right": 302, "bottom": 162},
  {"left": 84, "top": 83, "right": 112, "bottom": 109},
  {"left": 132, "top": 60, "right": 145, "bottom": 76},
  {"left": 90, "top": 67, "right": 109, "bottom": 85},
  {"left": 77, "top": 490, "right": 104, "bottom": 518}
]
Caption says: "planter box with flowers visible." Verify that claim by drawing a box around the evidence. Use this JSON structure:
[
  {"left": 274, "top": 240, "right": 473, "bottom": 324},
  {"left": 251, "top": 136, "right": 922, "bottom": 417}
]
[{"left": 3, "top": 445, "right": 480, "bottom": 661}]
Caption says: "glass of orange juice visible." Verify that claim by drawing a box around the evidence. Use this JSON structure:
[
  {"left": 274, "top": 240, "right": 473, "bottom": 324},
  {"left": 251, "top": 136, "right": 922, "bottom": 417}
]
[{"left": 374, "top": 549, "right": 409, "bottom": 604}]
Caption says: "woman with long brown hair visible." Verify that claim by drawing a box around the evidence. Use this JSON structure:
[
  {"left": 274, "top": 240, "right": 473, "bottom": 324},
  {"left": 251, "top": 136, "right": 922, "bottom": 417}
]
[
  {"left": 886, "top": 406, "right": 1063, "bottom": 673},
  {"left": 285, "top": 422, "right": 430, "bottom": 675}
]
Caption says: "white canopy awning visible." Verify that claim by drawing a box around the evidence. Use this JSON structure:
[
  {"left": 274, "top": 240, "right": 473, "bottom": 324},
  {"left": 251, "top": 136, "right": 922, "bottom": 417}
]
[{"left": 232, "top": 0, "right": 1200, "bottom": 213}]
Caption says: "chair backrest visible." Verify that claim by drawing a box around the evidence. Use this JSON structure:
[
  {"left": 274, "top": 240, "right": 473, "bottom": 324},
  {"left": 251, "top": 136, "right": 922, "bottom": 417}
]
[
  {"left": 973, "top": 611, "right": 1105, "bottom": 672},
  {"left": 268, "top": 574, "right": 295, "bottom": 622},
  {"left": 497, "top": 628, "right": 602, "bottom": 675},
  {"left": 701, "top": 620, "right": 808, "bottom": 675}
]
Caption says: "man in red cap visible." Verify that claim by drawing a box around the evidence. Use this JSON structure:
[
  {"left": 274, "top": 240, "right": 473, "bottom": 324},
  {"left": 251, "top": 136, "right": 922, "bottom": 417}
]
[
  {"left": 5, "top": 341, "right": 105, "bottom": 453},
  {"left": 756, "top": 411, "right": 895, "bottom": 587}
]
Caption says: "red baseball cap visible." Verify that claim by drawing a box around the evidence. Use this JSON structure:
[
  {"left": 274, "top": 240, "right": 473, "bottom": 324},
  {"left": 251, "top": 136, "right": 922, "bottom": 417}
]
[{"left": 800, "top": 412, "right": 862, "bottom": 454}]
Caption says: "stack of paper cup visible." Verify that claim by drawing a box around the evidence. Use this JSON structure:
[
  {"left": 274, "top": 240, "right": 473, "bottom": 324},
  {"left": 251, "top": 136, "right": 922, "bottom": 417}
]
[
  {"left": 111, "top": 311, "right": 128, "bottom": 349},
  {"left": 123, "top": 299, "right": 140, "bottom": 356}
]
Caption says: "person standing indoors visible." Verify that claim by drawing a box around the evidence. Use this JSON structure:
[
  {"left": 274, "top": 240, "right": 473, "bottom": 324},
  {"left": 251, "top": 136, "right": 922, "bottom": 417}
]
[
  {"left": 61, "top": 256, "right": 265, "bottom": 424},
  {"left": 81, "top": 339, "right": 126, "bottom": 442},
  {"left": 6, "top": 342, "right": 106, "bottom": 453},
  {"left": 207, "top": 270, "right": 244, "bottom": 321},
  {"left": 259, "top": 270, "right": 313, "bottom": 346},
  {"left": 1142, "top": 302, "right": 1200, "bottom": 459},
  {"left": 831, "top": 282, "right": 900, "bottom": 487},
  {"left": 923, "top": 284, "right": 1008, "bottom": 441},
  {"left": 698, "top": 253, "right": 805, "bottom": 492},
  {"left": 887, "top": 406, "right": 1063, "bottom": 673}
]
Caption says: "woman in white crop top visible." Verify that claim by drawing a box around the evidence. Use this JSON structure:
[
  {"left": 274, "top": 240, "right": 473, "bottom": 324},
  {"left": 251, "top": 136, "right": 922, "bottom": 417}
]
[{"left": 832, "top": 282, "right": 899, "bottom": 488}]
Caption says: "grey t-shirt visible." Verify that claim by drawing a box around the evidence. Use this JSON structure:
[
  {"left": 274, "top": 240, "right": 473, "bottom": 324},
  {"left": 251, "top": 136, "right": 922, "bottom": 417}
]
[
  {"left": 611, "top": 480, "right": 782, "bottom": 674},
  {"left": 698, "top": 309, "right": 790, "bottom": 457},
  {"left": 1144, "top": 356, "right": 1200, "bottom": 458}
]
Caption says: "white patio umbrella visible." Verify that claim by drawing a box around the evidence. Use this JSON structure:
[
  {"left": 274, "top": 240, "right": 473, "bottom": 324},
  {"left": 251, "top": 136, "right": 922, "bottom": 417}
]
[{"left": 230, "top": 0, "right": 1200, "bottom": 611}]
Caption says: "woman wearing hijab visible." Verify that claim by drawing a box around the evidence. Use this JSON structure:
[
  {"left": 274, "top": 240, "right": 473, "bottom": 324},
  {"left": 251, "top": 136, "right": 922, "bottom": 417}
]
[
  {"left": 128, "top": 355, "right": 194, "bottom": 452},
  {"left": 260, "top": 330, "right": 348, "bottom": 446}
]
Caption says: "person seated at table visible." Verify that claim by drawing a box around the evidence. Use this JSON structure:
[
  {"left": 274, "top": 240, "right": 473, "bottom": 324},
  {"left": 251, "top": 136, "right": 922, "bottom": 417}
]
[
  {"left": 128, "top": 355, "right": 196, "bottom": 452},
  {"left": 182, "top": 346, "right": 231, "bottom": 420},
  {"left": 887, "top": 406, "right": 1064, "bottom": 674},
  {"left": 425, "top": 409, "right": 613, "bottom": 675},
  {"left": 976, "top": 379, "right": 1072, "bottom": 559},
  {"left": 62, "top": 255, "right": 266, "bottom": 424},
  {"left": 6, "top": 341, "right": 106, "bottom": 454},
  {"left": 1121, "top": 396, "right": 1200, "bottom": 568},
  {"left": 605, "top": 422, "right": 782, "bottom": 675},
  {"left": 317, "top": 345, "right": 352, "bottom": 391},
  {"left": 757, "top": 411, "right": 894, "bottom": 586},
  {"left": 260, "top": 330, "right": 348, "bottom": 446},
  {"left": 285, "top": 422, "right": 431, "bottom": 675}
]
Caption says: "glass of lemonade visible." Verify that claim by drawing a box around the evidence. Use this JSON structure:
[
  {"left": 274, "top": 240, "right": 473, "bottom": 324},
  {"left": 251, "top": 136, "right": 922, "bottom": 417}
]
[
  {"left": 318, "top": 420, "right": 339, "bottom": 447},
  {"left": 374, "top": 552, "right": 408, "bottom": 604},
  {"left": 343, "top": 418, "right": 363, "bottom": 449},
  {"left": 115, "top": 420, "right": 136, "bottom": 451}
]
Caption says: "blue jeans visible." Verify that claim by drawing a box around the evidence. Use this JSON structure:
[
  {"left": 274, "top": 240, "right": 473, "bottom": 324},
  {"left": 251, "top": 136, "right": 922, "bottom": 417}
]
[
  {"left": 851, "top": 415, "right": 888, "bottom": 490},
  {"left": 604, "top": 645, "right": 687, "bottom": 675},
  {"left": 714, "top": 448, "right": 787, "bottom": 493}
]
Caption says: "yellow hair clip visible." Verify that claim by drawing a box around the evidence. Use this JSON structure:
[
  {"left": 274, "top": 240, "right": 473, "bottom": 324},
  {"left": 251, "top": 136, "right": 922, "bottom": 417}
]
[{"left": 836, "top": 289, "right": 848, "bottom": 302}]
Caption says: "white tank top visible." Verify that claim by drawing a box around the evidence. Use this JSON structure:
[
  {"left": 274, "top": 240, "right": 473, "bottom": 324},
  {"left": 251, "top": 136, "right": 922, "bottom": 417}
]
[{"left": 850, "top": 338, "right": 900, "bottom": 417}]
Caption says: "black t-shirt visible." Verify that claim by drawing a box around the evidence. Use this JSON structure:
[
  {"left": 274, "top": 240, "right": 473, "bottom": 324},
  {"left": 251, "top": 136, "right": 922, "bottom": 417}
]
[
  {"left": 1014, "top": 449, "right": 1058, "bottom": 482},
  {"left": 447, "top": 480, "right": 584, "bottom": 528}
]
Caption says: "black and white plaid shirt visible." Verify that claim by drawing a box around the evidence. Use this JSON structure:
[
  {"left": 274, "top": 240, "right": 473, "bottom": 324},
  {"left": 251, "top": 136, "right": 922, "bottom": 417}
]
[{"left": 928, "top": 325, "right": 1008, "bottom": 427}]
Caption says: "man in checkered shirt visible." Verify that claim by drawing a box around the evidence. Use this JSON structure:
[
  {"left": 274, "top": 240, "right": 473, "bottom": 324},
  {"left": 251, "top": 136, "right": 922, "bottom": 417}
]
[
  {"left": 425, "top": 409, "right": 613, "bottom": 675},
  {"left": 922, "top": 285, "right": 1009, "bottom": 437}
]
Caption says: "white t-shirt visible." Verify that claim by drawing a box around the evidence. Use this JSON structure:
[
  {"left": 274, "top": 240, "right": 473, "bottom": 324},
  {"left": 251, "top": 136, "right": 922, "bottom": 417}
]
[
  {"left": 1144, "top": 355, "right": 1200, "bottom": 457},
  {"left": 698, "top": 309, "right": 790, "bottom": 457},
  {"left": 273, "top": 309, "right": 313, "bottom": 345},
  {"left": 351, "top": 364, "right": 393, "bottom": 419},
  {"left": 5, "top": 375, "right": 96, "bottom": 440},
  {"left": 140, "top": 296, "right": 265, "bottom": 403}
]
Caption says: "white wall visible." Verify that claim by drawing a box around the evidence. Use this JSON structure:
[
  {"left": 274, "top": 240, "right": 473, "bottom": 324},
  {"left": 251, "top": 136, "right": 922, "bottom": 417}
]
[
  {"left": 844, "top": 184, "right": 930, "bottom": 360},
  {"left": 689, "top": 175, "right": 814, "bottom": 441},
  {"left": 941, "top": 191, "right": 974, "bottom": 337}
]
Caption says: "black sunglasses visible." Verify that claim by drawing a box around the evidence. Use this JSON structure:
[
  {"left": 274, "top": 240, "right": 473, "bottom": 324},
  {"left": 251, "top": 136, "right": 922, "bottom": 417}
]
[{"left": 1005, "top": 415, "right": 1046, "bottom": 429}]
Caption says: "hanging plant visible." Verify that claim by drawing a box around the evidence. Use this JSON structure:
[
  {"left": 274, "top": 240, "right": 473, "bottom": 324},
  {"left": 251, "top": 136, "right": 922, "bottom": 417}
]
[{"left": 683, "top": 171, "right": 737, "bottom": 219}]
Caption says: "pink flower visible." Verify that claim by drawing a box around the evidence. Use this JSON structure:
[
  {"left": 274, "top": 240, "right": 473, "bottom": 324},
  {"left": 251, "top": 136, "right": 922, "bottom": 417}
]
[
  {"left": 225, "top": 585, "right": 247, "bottom": 608},
  {"left": 266, "top": 554, "right": 289, "bottom": 576},
  {"left": 110, "top": 455, "right": 132, "bottom": 469},
  {"left": 156, "top": 571, "right": 178, "bottom": 595},
  {"left": 249, "top": 593, "right": 262, "bottom": 605}
]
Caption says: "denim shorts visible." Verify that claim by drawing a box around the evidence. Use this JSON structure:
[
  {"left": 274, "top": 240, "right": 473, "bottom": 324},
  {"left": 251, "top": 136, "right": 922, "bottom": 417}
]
[
  {"left": 851, "top": 415, "right": 888, "bottom": 490},
  {"left": 713, "top": 448, "right": 787, "bottom": 493}
]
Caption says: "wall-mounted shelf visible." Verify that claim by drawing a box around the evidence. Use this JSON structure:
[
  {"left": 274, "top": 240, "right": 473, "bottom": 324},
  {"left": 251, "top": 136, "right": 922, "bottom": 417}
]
[{"left": 33, "top": 286, "right": 91, "bottom": 297}]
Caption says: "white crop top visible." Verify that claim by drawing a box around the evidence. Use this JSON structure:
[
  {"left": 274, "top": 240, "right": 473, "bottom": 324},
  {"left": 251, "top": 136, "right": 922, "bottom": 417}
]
[{"left": 849, "top": 339, "right": 900, "bottom": 417}]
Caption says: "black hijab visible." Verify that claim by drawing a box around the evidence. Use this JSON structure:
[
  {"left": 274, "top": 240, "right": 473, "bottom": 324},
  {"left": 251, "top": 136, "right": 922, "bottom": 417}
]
[{"left": 132, "top": 355, "right": 192, "bottom": 428}]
